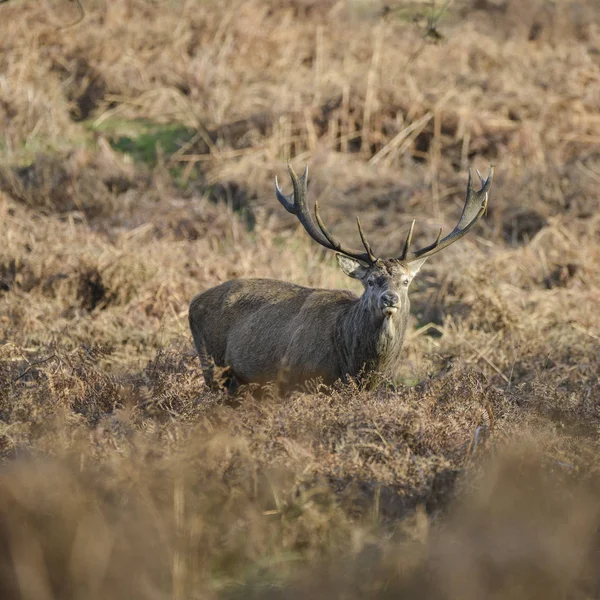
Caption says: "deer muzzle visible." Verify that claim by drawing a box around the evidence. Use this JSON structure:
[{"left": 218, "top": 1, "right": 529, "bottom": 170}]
[{"left": 380, "top": 292, "right": 400, "bottom": 317}]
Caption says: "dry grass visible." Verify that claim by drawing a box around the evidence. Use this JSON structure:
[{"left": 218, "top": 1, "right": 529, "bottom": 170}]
[{"left": 0, "top": 0, "right": 599, "bottom": 597}]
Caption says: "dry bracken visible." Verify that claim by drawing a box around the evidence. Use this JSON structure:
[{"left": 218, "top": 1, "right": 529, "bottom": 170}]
[{"left": 0, "top": 0, "right": 599, "bottom": 598}]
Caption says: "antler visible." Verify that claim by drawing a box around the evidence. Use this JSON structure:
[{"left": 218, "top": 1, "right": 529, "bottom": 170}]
[
  {"left": 276, "top": 161, "right": 493, "bottom": 266},
  {"left": 398, "top": 167, "right": 494, "bottom": 263},
  {"left": 275, "top": 160, "right": 377, "bottom": 264}
]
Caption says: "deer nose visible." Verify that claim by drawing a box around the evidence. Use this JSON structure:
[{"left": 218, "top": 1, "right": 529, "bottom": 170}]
[{"left": 380, "top": 292, "right": 400, "bottom": 308}]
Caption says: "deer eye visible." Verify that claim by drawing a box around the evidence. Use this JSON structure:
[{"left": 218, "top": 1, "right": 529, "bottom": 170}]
[{"left": 402, "top": 278, "right": 409, "bottom": 286}]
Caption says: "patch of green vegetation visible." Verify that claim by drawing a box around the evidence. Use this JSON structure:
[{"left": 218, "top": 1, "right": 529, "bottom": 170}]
[{"left": 92, "top": 119, "right": 196, "bottom": 167}]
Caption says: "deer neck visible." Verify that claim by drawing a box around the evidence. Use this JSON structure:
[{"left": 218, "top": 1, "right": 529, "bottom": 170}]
[{"left": 335, "top": 296, "right": 409, "bottom": 380}]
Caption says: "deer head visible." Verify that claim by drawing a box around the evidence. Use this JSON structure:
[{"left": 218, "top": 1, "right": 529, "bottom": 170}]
[{"left": 275, "top": 161, "right": 493, "bottom": 321}]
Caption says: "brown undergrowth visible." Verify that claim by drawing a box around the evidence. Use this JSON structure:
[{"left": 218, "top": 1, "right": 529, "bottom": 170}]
[{"left": 0, "top": 0, "right": 599, "bottom": 597}]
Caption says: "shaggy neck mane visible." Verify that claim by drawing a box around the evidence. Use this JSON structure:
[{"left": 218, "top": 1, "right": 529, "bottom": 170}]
[{"left": 334, "top": 295, "right": 409, "bottom": 381}]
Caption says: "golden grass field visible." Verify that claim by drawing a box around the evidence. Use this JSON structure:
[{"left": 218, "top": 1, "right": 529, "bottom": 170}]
[{"left": 0, "top": 0, "right": 599, "bottom": 597}]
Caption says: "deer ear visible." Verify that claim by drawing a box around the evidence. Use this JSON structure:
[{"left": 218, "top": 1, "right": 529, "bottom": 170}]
[
  {"left": 336, "top": 254, "right": 369, "bottom": 280},
  {"left": 407, "top": 257, "right": 427, "bottom": 278}
]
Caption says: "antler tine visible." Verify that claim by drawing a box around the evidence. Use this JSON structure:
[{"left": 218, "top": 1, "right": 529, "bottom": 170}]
[
  {"left": 401, "top": 166, "right": 493, "bottom": 263},
  {"left": 274, "top": 160, "right": 330, "bottom": 247},
  {"left": 356, "top": 217, "right": 377, "bottom": 263},
  {"left": 275, "top": 160, "right": 377, "bottom": 264},
  {"left": 314, "top": 202, "right": 375, "bottom": 264},
  {"left": 399, "top": 219, "right": 415, "bottom": 261}
]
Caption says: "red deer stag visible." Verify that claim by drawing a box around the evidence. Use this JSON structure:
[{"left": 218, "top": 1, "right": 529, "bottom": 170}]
[{"left": 189, "top": 162, "right": 493, "bottom": 392}]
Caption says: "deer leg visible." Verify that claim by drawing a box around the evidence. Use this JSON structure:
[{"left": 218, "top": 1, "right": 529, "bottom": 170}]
[
  {"left": 227, "top": 374, "right": 240, "bottom": 395},
  {"left": 197, "top": 335, "right": 218, "bottom": 391}
]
